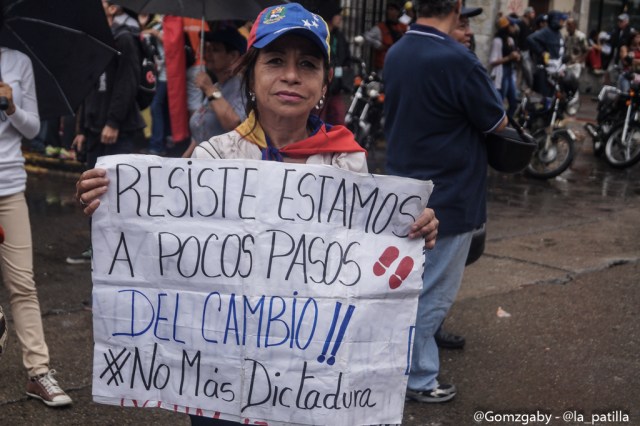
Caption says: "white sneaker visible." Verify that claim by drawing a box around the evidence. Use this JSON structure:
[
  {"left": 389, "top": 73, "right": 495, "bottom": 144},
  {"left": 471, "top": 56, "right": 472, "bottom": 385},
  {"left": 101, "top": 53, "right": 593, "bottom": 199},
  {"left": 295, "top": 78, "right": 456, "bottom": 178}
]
[{"left": 26, "top": 370, "right": 73, "bottom": 407}]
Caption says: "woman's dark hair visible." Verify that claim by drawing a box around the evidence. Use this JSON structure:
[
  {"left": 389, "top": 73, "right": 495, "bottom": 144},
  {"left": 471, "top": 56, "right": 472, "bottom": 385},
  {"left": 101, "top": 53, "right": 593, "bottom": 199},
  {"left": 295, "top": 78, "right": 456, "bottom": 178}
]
[{"left": 233, "top": 44, "right": 330, "bottom": 123}]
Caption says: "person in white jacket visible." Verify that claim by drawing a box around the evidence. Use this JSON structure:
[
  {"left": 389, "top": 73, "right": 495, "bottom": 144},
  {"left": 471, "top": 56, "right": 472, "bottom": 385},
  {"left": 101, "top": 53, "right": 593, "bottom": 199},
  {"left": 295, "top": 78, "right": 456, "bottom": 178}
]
[{"left": 0, "top": 41, "right": 72, "bottom": 407}]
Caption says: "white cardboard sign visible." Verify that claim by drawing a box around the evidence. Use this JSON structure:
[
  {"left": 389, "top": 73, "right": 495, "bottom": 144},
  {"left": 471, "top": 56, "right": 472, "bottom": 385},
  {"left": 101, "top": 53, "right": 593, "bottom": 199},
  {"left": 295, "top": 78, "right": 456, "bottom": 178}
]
[{"left": 91, "top": 155, "right": 433, "bottom": 425}]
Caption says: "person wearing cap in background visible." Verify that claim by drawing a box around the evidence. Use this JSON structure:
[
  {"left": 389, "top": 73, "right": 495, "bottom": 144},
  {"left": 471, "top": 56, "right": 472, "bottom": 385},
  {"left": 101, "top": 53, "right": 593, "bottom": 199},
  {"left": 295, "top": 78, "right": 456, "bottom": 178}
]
[
  {"left": 607, "top": 13, "right": 634, "bottom": 83},
  {"left": 490, "top": 15, "right": 521, "bottom": 117},
  {"left": 317, "top": 4, "right": 352, "bottom": 126},
  {"left": 181, "top": 28, "right": 247, "bottom": 158},
  {"left": 364, "top": 2, "right": 408, "bottom": 72},
  {"left": 450, "top": 5, "right": 482, "bottom": 50},
  {"left": 527, "top": 10, "right": 567, "bottom": 97},
  {"left": 75, "top": 4, "right": 440, "bottom": 422},
  {"left": 516, "top": 6, "right": 536, "bottom": 51},
  {"left": 564, "top": 17, "right": 589, "bottom": 78},
  {"left": 384, "top": 0, "right": 507, "bottom": 404}
]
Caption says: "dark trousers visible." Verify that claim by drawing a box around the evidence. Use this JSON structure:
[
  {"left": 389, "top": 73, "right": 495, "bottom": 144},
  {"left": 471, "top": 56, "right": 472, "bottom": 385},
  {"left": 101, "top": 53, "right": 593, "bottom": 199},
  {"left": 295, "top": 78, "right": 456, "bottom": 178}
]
[{"left": 86, "top": 129, "right": 135, "bottom": 169}]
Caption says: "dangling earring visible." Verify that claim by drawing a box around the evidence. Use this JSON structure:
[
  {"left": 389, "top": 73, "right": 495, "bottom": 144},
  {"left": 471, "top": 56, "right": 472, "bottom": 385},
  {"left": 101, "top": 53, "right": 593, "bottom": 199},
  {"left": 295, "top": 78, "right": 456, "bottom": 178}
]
[
  {"left": 315, "top": 96, "right": 325, "bottom": 110},
  {"left": 249, "top": 91, "right": 256, "bottom": 103}
]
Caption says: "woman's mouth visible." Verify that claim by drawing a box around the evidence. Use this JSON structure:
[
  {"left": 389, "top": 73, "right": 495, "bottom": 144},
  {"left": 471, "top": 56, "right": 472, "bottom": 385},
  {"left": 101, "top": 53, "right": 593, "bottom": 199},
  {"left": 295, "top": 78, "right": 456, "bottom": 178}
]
[{"left": 276, "top": 91, "right": 304, "bottom": 102}]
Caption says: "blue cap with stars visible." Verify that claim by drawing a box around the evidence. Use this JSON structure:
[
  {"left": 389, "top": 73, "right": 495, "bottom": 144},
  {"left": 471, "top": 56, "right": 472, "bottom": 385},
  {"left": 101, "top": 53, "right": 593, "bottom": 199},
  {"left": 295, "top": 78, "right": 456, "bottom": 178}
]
[{"left": 247, "top": 3, "right": 330, "bottom": 60}]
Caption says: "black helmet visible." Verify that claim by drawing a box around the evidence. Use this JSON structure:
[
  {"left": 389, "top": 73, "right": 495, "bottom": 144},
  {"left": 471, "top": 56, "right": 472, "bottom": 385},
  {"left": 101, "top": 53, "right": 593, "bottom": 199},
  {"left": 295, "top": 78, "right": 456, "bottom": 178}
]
[
  {"left": 561, "top": 72, "right": 579, "bottom": 94},
  {"left": 486, "top": 126, "right": 537, "bottom": 173}
]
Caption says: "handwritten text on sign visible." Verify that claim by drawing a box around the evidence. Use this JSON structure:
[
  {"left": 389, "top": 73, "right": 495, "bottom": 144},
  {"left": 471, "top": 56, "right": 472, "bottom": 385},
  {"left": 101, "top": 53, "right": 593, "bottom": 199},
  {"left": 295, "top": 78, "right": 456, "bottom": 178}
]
[{"left": 91, "top": 155, "right": 433, "bottom": 425}]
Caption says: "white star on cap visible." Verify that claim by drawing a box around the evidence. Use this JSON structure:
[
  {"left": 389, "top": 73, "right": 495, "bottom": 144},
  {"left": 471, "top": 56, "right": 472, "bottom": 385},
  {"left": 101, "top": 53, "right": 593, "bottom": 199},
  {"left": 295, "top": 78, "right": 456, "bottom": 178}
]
[{"left": 302, "top": 19, "right": 312, "bottom": 28}]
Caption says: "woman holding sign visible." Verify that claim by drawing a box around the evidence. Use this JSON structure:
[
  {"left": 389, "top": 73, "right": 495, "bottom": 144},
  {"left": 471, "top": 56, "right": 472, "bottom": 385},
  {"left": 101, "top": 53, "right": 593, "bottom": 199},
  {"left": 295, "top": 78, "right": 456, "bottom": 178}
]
[
  {"left": 76, "top": 2, "right": 438, "bottom": 248},
  {"left": 75, "top": 3, "right": 438, "bottom": 424}
]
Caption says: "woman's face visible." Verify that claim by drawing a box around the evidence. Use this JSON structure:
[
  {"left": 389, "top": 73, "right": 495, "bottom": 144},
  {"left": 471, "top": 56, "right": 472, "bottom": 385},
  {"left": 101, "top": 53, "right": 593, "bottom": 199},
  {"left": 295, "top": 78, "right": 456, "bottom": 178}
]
[{"left": 252, "top": 34, "right": 327, "bottom": 121}]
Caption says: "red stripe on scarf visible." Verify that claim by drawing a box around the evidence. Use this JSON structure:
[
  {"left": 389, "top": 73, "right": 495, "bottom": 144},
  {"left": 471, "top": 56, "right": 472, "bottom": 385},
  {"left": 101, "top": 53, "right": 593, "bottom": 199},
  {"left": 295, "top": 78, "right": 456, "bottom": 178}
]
[{"left": 278, "top": 124, "right": 366, "bottom": 157}]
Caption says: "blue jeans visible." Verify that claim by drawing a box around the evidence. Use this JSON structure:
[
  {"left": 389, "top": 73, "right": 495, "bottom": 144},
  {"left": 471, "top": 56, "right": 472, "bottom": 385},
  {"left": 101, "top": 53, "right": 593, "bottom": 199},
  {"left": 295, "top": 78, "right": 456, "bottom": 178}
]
[
  {"left": 149, "top": 80, "right": 171, "bottom": 153},
  {"left": 501, "top": 68, "right": 518, "bottom": 118},
  {"left": 408, "top": 231, "right": 473, "bottom": 391}
]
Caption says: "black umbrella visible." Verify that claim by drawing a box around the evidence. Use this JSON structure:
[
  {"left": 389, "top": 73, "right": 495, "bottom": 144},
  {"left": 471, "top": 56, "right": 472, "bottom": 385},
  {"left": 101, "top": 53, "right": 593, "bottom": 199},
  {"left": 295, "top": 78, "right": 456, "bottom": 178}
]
[
  {"left": 118, "top": 0, "right": 285, "bottom": 21},
  {"left": 118, "top": 0, "right": 286, "bottom": 71},
  {"left": 0, "top": 0, "right": 118, "bottom": 119}
]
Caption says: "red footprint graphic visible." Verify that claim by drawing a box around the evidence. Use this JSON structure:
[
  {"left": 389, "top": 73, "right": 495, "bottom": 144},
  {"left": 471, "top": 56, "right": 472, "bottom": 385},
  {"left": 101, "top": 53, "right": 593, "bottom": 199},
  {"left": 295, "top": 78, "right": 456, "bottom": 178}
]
[
  {"left": 373, "top": 246, "right": 400, "bottom": 276},
  {"left": 389, "top": 256, "right": 414, "bottom": 289}
]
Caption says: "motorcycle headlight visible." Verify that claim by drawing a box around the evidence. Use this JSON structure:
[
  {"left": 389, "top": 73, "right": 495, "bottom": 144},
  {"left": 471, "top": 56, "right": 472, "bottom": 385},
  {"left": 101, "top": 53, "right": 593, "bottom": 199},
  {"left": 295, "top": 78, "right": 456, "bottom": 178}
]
[
  {"left": 366, "top": 81, "right": 382, "bottom": 98},
  {"left": 566, "top": 103, "right": 579, "bottom": 116}
]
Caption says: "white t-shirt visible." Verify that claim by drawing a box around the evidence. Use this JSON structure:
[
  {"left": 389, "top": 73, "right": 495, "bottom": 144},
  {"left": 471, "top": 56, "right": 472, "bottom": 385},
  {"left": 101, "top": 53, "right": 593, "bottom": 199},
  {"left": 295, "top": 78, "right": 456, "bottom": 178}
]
[{"left": 0, "top": 47, "right": 40, "bottom": 197}]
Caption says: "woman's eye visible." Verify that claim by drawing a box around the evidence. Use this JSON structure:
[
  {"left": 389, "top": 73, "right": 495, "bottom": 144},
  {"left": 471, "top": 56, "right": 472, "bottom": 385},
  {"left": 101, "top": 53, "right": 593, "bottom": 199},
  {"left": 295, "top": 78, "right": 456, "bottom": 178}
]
[
  {"left": 266, "top": 57, "right": 283, "bottom": 65},
  {"left": 301, "top": 59, "right": 319, "bottom": 69}
]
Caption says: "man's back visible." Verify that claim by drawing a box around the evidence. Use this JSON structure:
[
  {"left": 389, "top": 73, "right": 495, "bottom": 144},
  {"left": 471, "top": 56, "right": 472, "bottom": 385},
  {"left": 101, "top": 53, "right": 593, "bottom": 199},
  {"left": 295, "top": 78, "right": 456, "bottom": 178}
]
[{"left": 383, "top": 24, "right": 504, "bottom": 235}]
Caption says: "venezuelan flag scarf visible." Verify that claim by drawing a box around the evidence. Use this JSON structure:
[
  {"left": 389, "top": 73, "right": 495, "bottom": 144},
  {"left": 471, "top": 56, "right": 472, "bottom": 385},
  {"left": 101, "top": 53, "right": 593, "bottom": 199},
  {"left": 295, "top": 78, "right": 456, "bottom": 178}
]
[{"left": 235, "top": 112, "right": 366, "bottom": 161}]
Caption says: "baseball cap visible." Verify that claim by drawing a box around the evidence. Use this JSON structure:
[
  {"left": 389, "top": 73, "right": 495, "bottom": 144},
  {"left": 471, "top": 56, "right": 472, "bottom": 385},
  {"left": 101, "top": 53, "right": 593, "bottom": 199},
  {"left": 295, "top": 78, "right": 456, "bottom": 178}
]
[
  {"left": 497, "top": 16, "right": 518, "bottom": 29},
  {"left": 204, "top": 29, "right": 247, "bottom": 54},
  {"left": 248, "top": 3, "right": 330, "bottom": 60},
  {"left": 461, "top": 6, "right": 483, "bottom": 18},
  {"left": 618, "top": 13, "right": 630, "bottom": 21}
]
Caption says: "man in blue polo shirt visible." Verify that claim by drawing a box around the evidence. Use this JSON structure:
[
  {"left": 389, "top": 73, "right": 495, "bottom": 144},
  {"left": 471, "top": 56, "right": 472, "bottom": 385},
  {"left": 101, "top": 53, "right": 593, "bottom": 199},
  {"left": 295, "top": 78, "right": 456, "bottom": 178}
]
[{"left": 384, "top": 0, "right": 507, "bottom": 403}]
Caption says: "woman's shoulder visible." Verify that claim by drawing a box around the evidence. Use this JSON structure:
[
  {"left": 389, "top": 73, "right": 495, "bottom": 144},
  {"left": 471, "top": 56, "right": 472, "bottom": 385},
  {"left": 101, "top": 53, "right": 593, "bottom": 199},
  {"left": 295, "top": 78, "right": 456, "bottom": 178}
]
[{"left": 192, "top": 130, "right": 261, "bottom": 160}]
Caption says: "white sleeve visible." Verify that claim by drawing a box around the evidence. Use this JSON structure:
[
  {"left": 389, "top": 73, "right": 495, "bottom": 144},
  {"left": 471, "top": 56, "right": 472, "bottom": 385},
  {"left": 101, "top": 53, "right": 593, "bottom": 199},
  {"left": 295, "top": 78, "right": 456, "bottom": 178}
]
[{"left": 8, "top": 54, "right": 40, "bottom": 140}]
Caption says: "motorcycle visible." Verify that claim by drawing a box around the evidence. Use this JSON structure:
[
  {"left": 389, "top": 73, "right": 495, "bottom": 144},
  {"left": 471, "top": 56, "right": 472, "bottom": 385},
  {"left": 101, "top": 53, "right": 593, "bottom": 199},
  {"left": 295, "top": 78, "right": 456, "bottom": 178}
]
[
  {"left": 514, "top": 67, "right": 579, "bottom": 179},
  {"left": 603, "top": 74, "right": 640, "bottom": 168},
  {"left": 584, "top": 84, "right": 627, "bottom": 157},
  {"left": 344, "top": 53, "right": 385, "bottom": 151}
]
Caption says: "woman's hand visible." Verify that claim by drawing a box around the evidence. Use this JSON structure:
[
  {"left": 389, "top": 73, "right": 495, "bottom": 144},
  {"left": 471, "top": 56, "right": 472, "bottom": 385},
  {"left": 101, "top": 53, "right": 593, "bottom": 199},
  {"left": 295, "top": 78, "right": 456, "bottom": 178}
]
[
  {"left": 76, "top": 168, "right": 109, "bottom": 216},
  {"left": 408, "top": 208, "right": 439, "bottom": 249},
  {"left": 194, "top": 71, "right": 215, "bottom": 95},
  {"left": 71, "top": 134, "right": 86, "bottom": 153},
  {"left": 0, "top": 82, "right": 16, "bottom": 115}
]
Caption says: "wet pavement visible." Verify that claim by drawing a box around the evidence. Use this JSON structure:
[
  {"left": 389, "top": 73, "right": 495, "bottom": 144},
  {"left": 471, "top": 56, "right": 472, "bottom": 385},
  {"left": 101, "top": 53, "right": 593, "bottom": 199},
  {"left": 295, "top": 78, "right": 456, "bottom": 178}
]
[{"left": 0, "top": 97, "right": 639, "bottom": 425}]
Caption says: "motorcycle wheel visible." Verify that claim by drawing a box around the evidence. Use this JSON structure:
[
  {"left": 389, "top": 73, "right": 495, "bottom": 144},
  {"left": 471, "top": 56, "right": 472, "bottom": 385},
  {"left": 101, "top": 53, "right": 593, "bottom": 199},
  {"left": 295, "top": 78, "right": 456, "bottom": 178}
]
[
  {"left": 604, "top": 123, "right": 640, "bottom": 169},
  {"left": 525, "top": 131, "right": 575, "bottom": 179}
]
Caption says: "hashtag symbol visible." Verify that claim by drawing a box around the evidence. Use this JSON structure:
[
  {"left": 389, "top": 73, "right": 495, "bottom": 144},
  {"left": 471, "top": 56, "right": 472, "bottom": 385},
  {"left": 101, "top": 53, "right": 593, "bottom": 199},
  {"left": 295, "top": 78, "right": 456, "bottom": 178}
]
[{"left": 99, "top": 348, "right": 131, "bottom": 386}]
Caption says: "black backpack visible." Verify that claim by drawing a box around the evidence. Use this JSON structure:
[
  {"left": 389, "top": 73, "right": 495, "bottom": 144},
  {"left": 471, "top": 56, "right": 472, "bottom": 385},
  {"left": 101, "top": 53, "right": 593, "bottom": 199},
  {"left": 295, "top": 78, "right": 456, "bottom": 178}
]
[{"left": 136, "top": 33, "right": 159, "bottom": 110}]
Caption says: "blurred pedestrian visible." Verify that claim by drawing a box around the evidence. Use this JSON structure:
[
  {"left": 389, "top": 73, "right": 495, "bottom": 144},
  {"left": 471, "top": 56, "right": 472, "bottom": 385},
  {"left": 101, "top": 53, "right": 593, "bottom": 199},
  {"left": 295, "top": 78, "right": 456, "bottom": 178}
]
[
  {"left": 181, "top": 28, "right": 247, "bottom": 158},
  {"left": 585, "top": 30, "right": 605, "bottom": 74},
  {"left": 318, "top": 5, "right": 352, "bottom": 125},
  {"left": 490, "top": 16, "right": 521, "bottom": 117},
  {"left": 606, "top": 13, "right": 634, "bottom": 84},
  {"left": 364, "top": 2, "right": 408, "bottom": 72},
  {"left": 527, "top": 11, "right": 567, "bottom": 97},
  {"left": 67, "top": 0, "right": 144, "bottom": 264},
  {"left": 0, "top": 7, "right": 72, "bottom": 407},
  {"left": 450, "top": 5, "right": 482, "bottom": 50},
  {"left": 384, "top": 0, "right": 507, "bottom": 403},
  {"left": 139, "top": 13, "right": 171, "bottom": 156}
]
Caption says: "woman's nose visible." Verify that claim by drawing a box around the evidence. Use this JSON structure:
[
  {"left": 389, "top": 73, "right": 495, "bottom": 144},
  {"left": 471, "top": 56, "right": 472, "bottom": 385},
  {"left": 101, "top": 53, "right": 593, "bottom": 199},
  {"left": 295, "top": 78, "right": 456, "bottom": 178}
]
[{"left": 282, "top": 60, "right": 301, "bottom": 83}]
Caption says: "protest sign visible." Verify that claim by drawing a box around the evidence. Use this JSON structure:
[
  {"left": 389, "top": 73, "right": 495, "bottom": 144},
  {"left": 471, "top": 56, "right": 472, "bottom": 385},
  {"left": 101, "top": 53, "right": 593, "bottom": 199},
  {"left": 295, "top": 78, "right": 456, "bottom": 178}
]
[{"left": 91, "top": 155, "right": 433, "bottom": 425}]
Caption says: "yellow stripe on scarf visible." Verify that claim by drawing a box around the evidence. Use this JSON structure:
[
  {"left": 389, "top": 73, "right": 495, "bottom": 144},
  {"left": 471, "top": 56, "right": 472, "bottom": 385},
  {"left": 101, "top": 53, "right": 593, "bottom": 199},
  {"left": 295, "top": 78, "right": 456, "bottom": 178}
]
[{"left": 235, "top": 111, "right": 267, "bottom": 149}]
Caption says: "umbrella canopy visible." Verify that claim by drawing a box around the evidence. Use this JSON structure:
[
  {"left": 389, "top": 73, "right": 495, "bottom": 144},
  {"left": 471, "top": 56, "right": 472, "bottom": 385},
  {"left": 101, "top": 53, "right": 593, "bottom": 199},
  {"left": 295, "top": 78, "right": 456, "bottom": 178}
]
[
  {"left": 118, "top": 0, "right": 286, "bottom": 21},
  {"left": 0, "top": 0, "right": 118, "bottom": 119}
]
